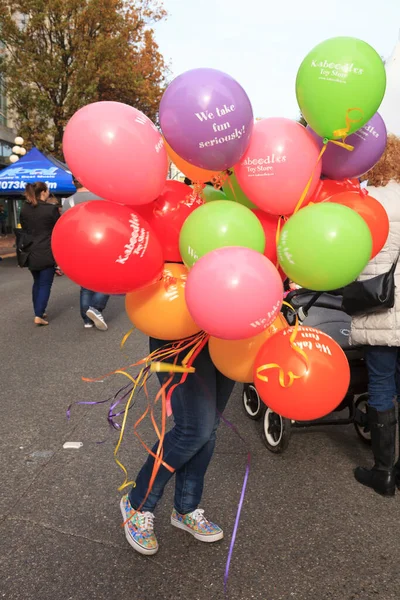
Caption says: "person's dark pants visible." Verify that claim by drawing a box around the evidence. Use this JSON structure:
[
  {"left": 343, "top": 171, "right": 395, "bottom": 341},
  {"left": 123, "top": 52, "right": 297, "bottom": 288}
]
[
  {"left": 129, "top": 337, "right": 235, "bottom": 515},
  {"left": 80, "top": 288, "right": 110, "bottom": 324},
  {"left": 365, "top": 346, "right": 400, "bottom": 411},
  {"left": 0, "top": 221, "right": 6, "bottom": 235},
  {"left": 31, "top": 267, "right": 55, "bottom": 318}
]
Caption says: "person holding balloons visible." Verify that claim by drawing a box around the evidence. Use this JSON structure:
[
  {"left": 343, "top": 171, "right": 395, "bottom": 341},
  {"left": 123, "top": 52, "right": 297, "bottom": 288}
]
[{"left": 351, "top": 136, "right": 400, "bottom": 497}]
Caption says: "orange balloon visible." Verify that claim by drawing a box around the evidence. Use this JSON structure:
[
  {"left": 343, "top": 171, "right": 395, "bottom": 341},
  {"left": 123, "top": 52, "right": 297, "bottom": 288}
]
[
  {"left": 208, "top": 314, "right": 288, "bottom": 383},
  {"left": 125, "top": 263, "right": 201, "bottom": 340},
  {"left": 327, "top": 191, "right": 389, "bottom": 259},
  {"left": 165, "top": 141, "right": 219, "bottom": 183},
  {"left": 254, "top": 326, "right": 350, "bottom": 421}
]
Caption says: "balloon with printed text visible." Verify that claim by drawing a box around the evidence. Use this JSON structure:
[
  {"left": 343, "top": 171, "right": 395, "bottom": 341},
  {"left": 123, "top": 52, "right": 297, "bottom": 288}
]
[
  {"left": 136, "top": 181, "right": 203, "bottom": 262},
  {"left": 165, "top": 140, "right": 219, "bottom": 183},
  {"left": 309, "top": 112, "right": 387, "bottom": 179},
  {"left": 125, "top": 263, "right": 200, "bottom": 340},
  {"left": 63, "top": 101, "right": 168, "bottom": 206},
  {"left": 185, "top": 246, "right": 284, "bottom": 340},
  {"left": 277, "top": 203, "right": 372, "bottom": 290},
  {"left": 209, "top": 314, "right": 288, "bottom": 383},
  {"left": 160, "top": 68, "right": 254, "bottom": 171},
  {"left": 179, "top": 200, "right": 266, "bottom": 268},
  {"left": 235, "top": 118, "right": 322, "bottom": 215},
  {"left": 254, "top": 326, "right": 351, "bottom": 421},
  {"left": 296, "top": 37, "right": 386, "bottom": 140},
  {"left": 52, "top": 201, "right": 164, "bottom": 294}
]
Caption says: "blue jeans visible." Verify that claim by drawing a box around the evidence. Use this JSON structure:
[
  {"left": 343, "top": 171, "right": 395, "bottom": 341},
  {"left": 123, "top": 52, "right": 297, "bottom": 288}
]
[
  {"left": 31, "top": 267, "right": 55, "bottom": 318},
  {"left": 129, "top": 337, "right": 235, "bottom": 515},
  {"left": 365, "top": 346, "right": 400, "bottom": 411},
  {"left": 80, "top": 288, "right": 109, "bottom": 324}
]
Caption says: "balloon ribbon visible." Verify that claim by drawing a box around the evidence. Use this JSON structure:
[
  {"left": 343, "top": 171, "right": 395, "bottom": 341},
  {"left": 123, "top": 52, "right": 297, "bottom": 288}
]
[
  {"left": 293, "top": 107, "right": 364, "bottom": 214},
  {"left": 255, "top": 307, "right": 309, "bottom": 387}
]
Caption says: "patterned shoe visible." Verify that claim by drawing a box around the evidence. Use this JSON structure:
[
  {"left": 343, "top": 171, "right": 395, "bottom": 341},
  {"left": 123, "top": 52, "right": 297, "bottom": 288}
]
[
  {"left": 171, "top": 508, "right": 223, "bottom": 542},
  {"left": 120, "top": 495, "right": 158, "bottom": 555}
]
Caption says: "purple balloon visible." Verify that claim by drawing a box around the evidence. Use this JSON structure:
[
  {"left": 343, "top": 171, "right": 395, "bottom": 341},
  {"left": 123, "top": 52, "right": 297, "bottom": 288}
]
[
  {"left": 308, "top": 112, "right": 387, "bottom": 180},
  {"left": 160, "top": 68, "right": 254, "bottom": 171}
]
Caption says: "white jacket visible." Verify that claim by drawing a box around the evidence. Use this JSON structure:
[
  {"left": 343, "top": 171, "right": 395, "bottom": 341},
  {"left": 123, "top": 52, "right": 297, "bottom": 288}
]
[{"left": 350, "top": 181, "right": 400, "bottom": 346}]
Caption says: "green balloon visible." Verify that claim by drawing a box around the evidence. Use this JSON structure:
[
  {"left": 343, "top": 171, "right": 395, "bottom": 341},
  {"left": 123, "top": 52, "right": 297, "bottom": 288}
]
[
  {"left": 223, "top": 169, "right": 258, "bottom": 209},
  {"left": 179, "top": 201, "right": 266, "bottom": 268},
  {"left": 277, "top": 203, "right": 372, "bottom": 291},
  {"left": 201, "top": 185, "right": 227, "bottom": 203},
  {"left": 296, "top": 37, "right": 386, "bottom": 139}
]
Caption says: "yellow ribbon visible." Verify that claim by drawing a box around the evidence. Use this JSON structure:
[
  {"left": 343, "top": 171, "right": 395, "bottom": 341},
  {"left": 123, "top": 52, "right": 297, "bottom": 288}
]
[
  {"left": 333, "top": 107, "right": 364, "bottom": 139},
  {"left": 255, "top": 305, "right": 309, "bottom": 388}
]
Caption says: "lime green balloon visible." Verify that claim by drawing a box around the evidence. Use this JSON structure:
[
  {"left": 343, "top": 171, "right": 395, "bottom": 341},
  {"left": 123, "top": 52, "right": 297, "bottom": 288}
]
[
  {"left": 201, "top": 185, "right": 227, "bottom": 203},
  {"left": 179, "top": 201, "right": 266, "bottom": 268},
  {"left": 277, "top": 203, "right": 372, "bottom": 291},
  {"left": 296, "top": 37, "right": 386, "bottom": 139},
  {"left": 223, "top": 169, "right": 258, "bottom": 209}
]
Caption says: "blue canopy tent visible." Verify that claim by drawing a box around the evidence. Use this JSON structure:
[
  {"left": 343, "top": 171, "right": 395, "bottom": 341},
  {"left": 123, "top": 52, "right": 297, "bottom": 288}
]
[
  {"left": 0, "top": 147, "right": 76, "bottom": 195},
  {"left": 0, "top": 148, "right": 76, "bottom": 228}
]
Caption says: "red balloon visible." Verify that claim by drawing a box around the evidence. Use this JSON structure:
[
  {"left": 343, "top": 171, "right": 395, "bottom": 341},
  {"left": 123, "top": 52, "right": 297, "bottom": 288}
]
[
  {"left": 137, "top": 181, "right": 203, "bottom": 262},
  {"left": 252, "top": 210, "right": 280, "bottom": 264},
  {"left": 309, "top": 178, "right": 360, "bottom": 203},
  {"left": 327, "top": 191, "right": 389, "bottom": 259},
  {"left": 254, "top": 326, "right": 350, "bottom": 421},
  {"left": 52, "top": 201, "right": 164, "bottom": 294}
]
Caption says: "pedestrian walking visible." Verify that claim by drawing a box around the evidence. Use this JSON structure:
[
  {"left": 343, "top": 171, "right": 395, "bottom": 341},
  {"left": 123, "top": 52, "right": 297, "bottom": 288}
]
[
  {"left": 120, "top": 337, "right": 235, "bottom": 555},
  {"left": 351, "top": 135, "right": 400, "bottom": 496},
  {"left": 19, "top": 182, "right": 60, "bottom": 326},
  {"left": 64, "top": 178, "right": 109, "bottom": 330},
  {"left": 0, "top": 204, "right": 8, "bottom": 235}
]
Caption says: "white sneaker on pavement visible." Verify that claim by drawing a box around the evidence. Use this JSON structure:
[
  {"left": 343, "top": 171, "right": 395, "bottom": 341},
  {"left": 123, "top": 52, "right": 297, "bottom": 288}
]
[{"left": 86, "top": 307, "right": 108, "bottom": 331}]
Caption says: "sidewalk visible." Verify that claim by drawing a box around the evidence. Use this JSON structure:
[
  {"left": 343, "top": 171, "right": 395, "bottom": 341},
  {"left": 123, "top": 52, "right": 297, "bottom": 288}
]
[
  {"left": 0, "top": 233, "right": 16, "bottom": 257},
  {"left": 1, "top": 257, "right": 399, "bottom": 600}
]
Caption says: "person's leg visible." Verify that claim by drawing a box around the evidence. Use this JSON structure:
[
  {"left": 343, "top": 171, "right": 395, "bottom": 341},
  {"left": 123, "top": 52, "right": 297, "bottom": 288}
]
[
  {"left": 85, "top": 293, "right": 110, "bottom": 330},
  {"left": 91, "top": 293, "right": 110, "bottom": 313},
  {"left": 354, "top": 346, "right": 397, "bottom": 496},
  {"left": 31, "top": 270, "right": 40, "bottom": 315},
  {"left": 173, "top": 346, "right": 235, "bottom": 516},
  {"left": 34, "top": 267, "right": 55, "bottom": 319},
  {"left": 129, "top": 339, "right": 220, "bottom": 513},
  {"left": 80, "top": 288, "right": 94, "bottom": 325}
]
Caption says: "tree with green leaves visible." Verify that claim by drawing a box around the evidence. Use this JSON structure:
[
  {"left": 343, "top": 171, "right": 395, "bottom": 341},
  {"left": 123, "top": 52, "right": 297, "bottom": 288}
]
[{"left": 0, "top": 0, "right": 167, "bottom": 157}]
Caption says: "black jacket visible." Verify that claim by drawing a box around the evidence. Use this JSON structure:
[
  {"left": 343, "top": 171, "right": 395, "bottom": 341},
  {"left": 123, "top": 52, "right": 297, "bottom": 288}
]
[{"left": 20, "top": 201, "right": 60, "bottom": 271}]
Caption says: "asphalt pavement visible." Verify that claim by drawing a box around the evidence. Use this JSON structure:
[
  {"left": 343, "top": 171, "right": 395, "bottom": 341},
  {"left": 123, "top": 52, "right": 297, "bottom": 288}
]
[{"left": 1, "top": 256, "right": 400, "bottom": 600}]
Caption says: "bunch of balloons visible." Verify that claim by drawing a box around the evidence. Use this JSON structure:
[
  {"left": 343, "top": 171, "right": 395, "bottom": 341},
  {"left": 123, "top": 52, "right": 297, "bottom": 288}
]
[{"left": 52, "top": 34, "right": 389, "bottom": 421}]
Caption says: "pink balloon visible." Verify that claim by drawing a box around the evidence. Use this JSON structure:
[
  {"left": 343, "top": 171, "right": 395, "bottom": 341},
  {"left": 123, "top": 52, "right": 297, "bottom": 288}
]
[
  {"left": 185, "top": 246, "right": 283, "bottom": 340},
  {"left": 63, "top": 101, "right": 168, "bottom": 206},
  {"left": 235, "top": 118, "right": 322, "bottom": 216}
]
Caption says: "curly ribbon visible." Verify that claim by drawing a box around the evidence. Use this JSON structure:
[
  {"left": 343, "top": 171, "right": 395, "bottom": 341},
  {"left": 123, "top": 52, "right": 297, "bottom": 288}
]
[
  {"left": 255, "top": 308, "right": 309, "bottom": 387},
  {"left": 211, "top": 171, "right": 229, "bottom": 190},
  {"left": 293, "top": 109, "right": 364, "bottom": 215},
  {"left": 333, "top": 107, "right": 364, "bottom": 139},
  {"left": 82, "top": 331, "right": 209, "bottom": 519}
]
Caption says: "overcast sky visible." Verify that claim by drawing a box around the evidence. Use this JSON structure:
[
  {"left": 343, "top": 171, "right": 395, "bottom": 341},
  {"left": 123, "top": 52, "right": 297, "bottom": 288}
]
[{"left": 154, "top": 0, "right": 400, "bottom": 119}]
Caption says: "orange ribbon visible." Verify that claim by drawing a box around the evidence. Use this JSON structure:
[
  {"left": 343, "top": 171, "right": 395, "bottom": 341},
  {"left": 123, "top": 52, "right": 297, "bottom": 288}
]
[
  {"left": 333, "top": 107, "right": 364, "bottom": 139},
  {"left": 256, "top": 305, "right": 309, "bottom": 388}
]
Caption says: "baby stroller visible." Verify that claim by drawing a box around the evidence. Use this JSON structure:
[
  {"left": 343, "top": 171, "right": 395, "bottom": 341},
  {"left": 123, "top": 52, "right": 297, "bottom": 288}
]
[{"left": 242, "top": 288, "right": 371, "bottom": 453}]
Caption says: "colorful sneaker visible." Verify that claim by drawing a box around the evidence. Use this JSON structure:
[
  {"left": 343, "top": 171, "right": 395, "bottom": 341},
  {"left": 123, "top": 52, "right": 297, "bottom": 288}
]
[
  {"left": 86, "top": 307, "right": 108, "bottom": 331},
  {"left": 120, "top": 495, "right": 158, "bottom": 555},
  {"left": 171, "top": 508, "right": 223, "bottom": 542}
]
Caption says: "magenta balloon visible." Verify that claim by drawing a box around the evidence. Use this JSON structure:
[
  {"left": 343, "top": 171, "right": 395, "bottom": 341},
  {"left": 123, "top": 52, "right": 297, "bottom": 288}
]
[
  {"left": 185, "top": 246, "right": 283, "bottom": 340},
  {"left": 63, "top": 101, "right": 168, "bottom": 206},
  {"left": 308, "top": 113, "right": 387, "bottom": 180},
  {"left": 159, "top": 68, "right": 254, "bottom": 171}
]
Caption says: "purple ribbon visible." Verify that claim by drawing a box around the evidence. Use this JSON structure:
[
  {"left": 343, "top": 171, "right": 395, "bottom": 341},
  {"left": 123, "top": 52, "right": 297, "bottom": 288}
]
[{"left": 219, "top": 412, "right": 251, "bottom": 597}]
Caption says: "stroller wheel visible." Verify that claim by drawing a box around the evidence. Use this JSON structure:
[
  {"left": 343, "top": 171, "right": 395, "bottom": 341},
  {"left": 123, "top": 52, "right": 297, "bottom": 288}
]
[
  {"left": 354, "top": 394, "right": 371, "bottom": 445},
  {"left": 262, "top": 408, "right": 291, "bottom": 453},
  {"left": 242, "top": 384, "right": 264, "bottom": 420}
]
